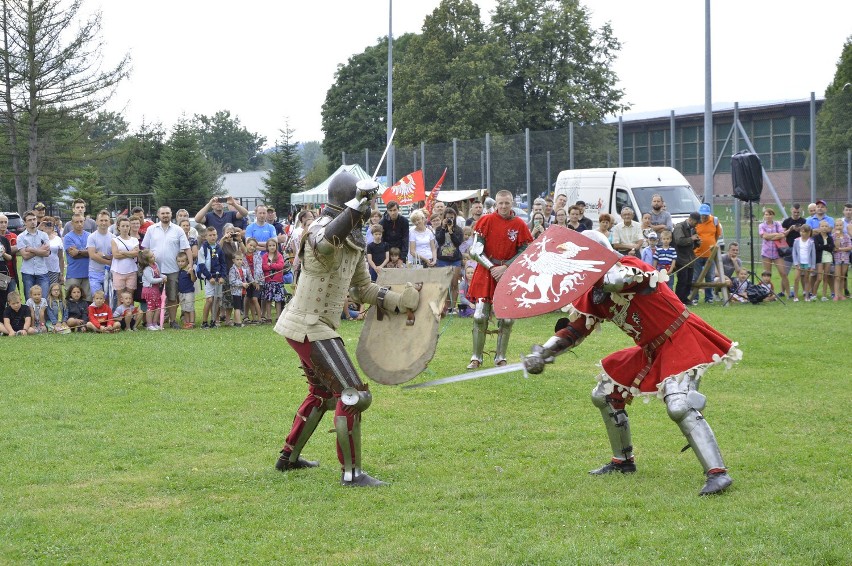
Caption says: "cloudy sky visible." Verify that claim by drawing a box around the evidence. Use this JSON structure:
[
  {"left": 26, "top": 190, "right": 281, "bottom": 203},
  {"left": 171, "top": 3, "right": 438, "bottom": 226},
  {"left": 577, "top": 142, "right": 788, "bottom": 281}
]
[{"left": 96, "top": 0, "right": 851, "bottom": 147}]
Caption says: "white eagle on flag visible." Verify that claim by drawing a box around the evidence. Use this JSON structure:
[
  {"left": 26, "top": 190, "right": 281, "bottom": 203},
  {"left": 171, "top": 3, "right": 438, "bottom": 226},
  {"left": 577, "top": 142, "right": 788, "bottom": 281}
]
[
  {"left": 509, "top": 235, "right": 606, "bottom": 308},
  {"left": 391, "top": 175, "right": 417, "bottom": 201}
]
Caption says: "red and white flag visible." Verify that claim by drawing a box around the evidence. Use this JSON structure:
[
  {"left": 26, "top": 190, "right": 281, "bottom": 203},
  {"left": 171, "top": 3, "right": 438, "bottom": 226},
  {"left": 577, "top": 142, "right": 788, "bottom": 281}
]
[
  {"left": 382, "top": 170, "right": 425, "bottom": 207},
  {"left": 424, "top": 168, "right": 448, "bottom": 215}
]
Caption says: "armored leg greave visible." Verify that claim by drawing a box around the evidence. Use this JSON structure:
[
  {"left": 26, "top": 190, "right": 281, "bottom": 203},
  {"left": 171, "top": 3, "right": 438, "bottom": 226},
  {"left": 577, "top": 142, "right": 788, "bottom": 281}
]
[
  {"left": 662, "top": 377, "right": 726, "bottom": 473},
  {"left": 591, "top": 383, "right": 634, "bottom": 462},
  {"left": 470, "top": 299, "right": 491, "bottom": 363},
  {"left": 335, "top": 410, "right": 362, "bottom": 482},
  {"left": 282, "top": 384, "right": 336, "bottom": 464},
  {"left": 494, "top": 318, "right": 514, "bottom": 365}
]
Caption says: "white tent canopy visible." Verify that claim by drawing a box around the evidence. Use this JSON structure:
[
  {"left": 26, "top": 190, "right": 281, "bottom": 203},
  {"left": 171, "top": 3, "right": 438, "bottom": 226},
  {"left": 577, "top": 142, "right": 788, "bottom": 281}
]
[
  {"left": 436, "top": 189, "right": 488, "bottom": 203},
  {"left": 291, "top": 164, "right": 385, "bottom": 205}
]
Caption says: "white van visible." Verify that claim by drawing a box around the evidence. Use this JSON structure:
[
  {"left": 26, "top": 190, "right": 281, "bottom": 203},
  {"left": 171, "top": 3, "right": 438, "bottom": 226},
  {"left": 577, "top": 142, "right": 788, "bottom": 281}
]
[{"left": 553, "top": 167, "right": 701, "bottom": 228}]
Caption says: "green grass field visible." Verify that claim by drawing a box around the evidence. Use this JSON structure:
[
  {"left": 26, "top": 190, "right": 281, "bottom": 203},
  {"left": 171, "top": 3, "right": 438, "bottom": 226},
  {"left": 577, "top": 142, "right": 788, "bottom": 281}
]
[{"left": 1, "top": 301, "right": 849, "bottom": 564}]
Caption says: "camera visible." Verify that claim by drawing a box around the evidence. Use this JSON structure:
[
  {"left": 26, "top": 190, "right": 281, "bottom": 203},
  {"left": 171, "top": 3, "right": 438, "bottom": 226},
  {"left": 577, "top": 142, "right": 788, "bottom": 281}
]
[{"left": 217, "top": 196, "right": 228, "bottom": 203}]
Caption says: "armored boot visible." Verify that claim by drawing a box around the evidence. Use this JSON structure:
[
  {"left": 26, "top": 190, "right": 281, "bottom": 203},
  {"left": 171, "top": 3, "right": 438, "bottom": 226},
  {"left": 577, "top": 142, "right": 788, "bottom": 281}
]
[
  {"left": 590, "top": 383, "right": 636, "bottom": 475},
  {"left": 275, "top": 391, "right": 335, "bottom": 471},
  {"left": 335, "top": 413, "right": 386, "bottom": 487},
  {"left": 493, "top": 318, "right": 515, "bottom": 366},
  {"left": 663, "top": 377, "right": 732, "bottom": 496},
  {"left": 469, "top": 300, "right": 490, "bottom": 369}
]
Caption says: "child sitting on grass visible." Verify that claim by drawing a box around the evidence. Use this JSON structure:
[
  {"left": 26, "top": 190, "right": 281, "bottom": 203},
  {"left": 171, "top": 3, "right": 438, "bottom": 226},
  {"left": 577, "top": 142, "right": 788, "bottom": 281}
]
[
  {"left": 25, "top": 284, "right": 47, "bottom": 334},
  {"left": 2, "top": 291, "right": 35, "bottom": 336},
  {"left": 45, "top": 282, "right": 70, "bottom": 333},
  {"left": 65, "top": 284, "right": 89, "bottom": 332},
  {"left": 112, "top": 290, "right": 142, "bottom": 331},
  {"left": 86, "top": 289, "right": 120, "bottom": 333}
]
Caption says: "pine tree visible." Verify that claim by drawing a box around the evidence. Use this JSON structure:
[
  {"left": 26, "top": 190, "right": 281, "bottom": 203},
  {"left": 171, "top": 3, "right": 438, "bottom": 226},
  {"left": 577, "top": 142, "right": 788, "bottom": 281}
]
[
  {"left": 263, "top": 123, "right": 304, "bottom": 212},
  {"left": 153, "top": 119, "right": 221, "bottom": 213},
  {"left": 67, "top": 165, "right": 113, "bottom": 214}
]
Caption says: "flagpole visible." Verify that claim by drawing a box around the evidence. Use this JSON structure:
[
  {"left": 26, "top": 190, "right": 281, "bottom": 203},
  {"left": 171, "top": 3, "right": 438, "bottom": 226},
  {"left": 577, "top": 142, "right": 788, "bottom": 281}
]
[{"left": 387, "top": 0, "right": 394, "bottom": 185}]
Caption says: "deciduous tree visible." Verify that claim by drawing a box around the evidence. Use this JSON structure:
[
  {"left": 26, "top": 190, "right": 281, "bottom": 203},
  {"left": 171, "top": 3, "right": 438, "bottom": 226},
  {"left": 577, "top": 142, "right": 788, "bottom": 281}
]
[
  {"left": 816, "top": 37, "right": 852, "bottom": 193},
  {"left": 192, "top": 110, "right": 265, "bottom": 173}
]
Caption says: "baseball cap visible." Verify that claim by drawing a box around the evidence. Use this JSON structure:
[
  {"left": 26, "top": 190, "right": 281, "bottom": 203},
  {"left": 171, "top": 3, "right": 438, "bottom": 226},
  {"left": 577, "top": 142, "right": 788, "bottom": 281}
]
[
  {"left": 575, "top": 200, "right": 586, "bottom": 207},
  {"left": 815, "top": 199, "right": 827, "bottom": 206},
  {"left": 647, "top": 231, "right": 658, "bottom": 239},
  {"left": 34, "top": 202, "right": 45, "bottom": 210},
  {"left": 698, "top": 203, "right": 711, "bottom": 215}
]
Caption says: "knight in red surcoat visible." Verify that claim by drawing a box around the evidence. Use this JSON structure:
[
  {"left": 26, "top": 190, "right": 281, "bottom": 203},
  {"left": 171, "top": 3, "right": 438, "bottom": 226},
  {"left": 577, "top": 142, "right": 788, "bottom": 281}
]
[
  {"left": 467, "top": 190, "right": 533, "bottom": 369},
  {"left": 524, "top": 230, "right": 742, "bottom": 496}
]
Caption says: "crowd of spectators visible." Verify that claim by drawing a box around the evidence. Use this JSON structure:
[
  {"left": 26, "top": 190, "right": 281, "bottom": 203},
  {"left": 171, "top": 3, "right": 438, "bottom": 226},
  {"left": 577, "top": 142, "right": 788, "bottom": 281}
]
[{"left": 2, "top": 195, "right": 849, "bottom": 337}]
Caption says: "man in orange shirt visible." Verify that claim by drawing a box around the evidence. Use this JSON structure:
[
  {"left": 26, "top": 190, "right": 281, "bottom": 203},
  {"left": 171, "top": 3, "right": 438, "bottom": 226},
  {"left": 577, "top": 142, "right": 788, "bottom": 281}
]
[{"left": 692, "top": 203, "right": 723, "bottom": 304}]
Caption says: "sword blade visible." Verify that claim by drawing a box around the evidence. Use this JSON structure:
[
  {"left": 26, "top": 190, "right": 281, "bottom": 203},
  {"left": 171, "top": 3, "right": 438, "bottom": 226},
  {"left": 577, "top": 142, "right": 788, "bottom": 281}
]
[{"left": 402, "top": 362, "right": 526, "bottom": 390}]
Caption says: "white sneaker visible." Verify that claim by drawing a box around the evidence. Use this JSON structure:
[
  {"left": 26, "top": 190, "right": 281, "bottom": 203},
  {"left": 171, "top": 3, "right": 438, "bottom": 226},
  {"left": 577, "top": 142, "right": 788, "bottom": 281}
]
[
  {"left": 793, "top": 297, "right": 799, "bottom": 302},
  {"left": 821, "top": 296, "right": 829, "bottom": 302},
  {"left": 147, "top": 324, "right": 161, "bottom": 331}
]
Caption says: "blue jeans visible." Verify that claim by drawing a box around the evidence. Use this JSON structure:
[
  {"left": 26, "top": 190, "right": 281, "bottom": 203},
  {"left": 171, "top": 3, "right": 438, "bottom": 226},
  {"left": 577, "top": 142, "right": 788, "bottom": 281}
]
[
  {"left": 692, "top": 257, "right": 715, "bottom": 301},
  {"left": 22, "top": 272, "right": 49, "bottom": 301}
]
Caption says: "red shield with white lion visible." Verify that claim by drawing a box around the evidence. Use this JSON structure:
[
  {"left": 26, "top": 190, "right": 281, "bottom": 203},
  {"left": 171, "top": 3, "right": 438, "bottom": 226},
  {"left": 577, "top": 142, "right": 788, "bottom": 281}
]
[{"left": 493, "top": 225, "right": 619, "bottom": 319}]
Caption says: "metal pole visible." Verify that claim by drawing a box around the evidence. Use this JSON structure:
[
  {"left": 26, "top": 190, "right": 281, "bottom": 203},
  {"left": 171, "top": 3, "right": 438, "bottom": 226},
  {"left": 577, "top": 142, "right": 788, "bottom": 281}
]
[
  {"left": 453, "top": 138, "right": 458, "bottom": 190},
  {"left": 341, "top": 151, "right": 346, "bottom": 166},
  {"left": 569, "top": 122, "right": 575, "bottom": 170},
  {"left": 485, "top": 133, "right": 492, "bottom": 191},
  {"left": 365, "top": 149, "right": 370, "bottom": 173},
  {"left": 386, "top": 0, "right": 394, "bottom": 184},
  {"left": 670, "top": 110, "right": 676, "bottom": 168},
  {"left": 703, "top": 0, "right": 714, "bottom": 207},
  {"left": 420, "top": 141, "right": 426, "bottom": 183},
  {"left": 733, "top": 103, "right": 741, "bottom": 250},
  {"left": 525, "top": 128, "right": 532, "bottom": 206},
  {"left": 810, "top": 91, "right": 816, "bottom": 202},
  {"left": 618, "top": 116, "right": 623, "bottom": 167},
  {"left": 547, "top": 151, "right": 551, "bottom": 195},
  {"left": 413, "top": 149, "right": 417, "bottom": 170},
  {"left": 480, "top": 150, "right": 485, "bottom": 190}
]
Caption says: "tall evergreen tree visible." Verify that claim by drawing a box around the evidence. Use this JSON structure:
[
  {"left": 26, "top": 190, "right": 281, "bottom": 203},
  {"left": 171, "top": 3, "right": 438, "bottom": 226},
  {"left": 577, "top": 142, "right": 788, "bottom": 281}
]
[
  {"left": 263, "top": 123, "right": 304, "bottom": 212},
  {"left": 66, "top": 165, "right": 112, "bottom": 214},
  {"left": 153, "top": 119, "right": 221, "bottom": 213}
]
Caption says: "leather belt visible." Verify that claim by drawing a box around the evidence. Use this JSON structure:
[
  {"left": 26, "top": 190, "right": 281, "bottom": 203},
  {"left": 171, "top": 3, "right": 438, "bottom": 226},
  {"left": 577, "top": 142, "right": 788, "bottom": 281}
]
[{"left": 644, "top": 309, "right": 689, "bottom": 352}]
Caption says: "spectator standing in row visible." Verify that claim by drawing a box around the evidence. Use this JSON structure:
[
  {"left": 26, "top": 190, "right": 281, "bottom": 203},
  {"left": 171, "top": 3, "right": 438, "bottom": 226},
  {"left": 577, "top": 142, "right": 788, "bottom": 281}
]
[
  {"left": 566, "top": 205, "right": 585, "bottom": 231},
  {"left": 782, "top": 204, "right": 808, "bottom": 286},
  {"left": 63, "top": 214, "right": 91, "bottom": 300},
  {"left": 17, "top": 211, "right": 51, "bottom": 300},
  {"left": 648, "top": 194, "right": 673, "bottom": 234},
  {"left": 380, "top": 200, "right": 409, "bottom": 259},
  {"left": 111, "top": 217, "right": 140, "bottom": 298},
  {"left": 366, "top": 225, "right": 388, "bottom": 281},
  {"left": 673, "top": 212, "right": 701, "bottom": 304},
  {"left": 86, "top": 211, "right": 114, "bottom": 296},
  {"left": 0, "top": 214, "right": 17, "bottom": 294},
  {"left": 611, "top": 206, "right": 643, "bottom": 256},
  {"left": 142, "top": 206, "right": 192, "bottom": 329},
  {"left": 758, "top": 208, "right": 790, "bottom": 299},
  {"left": 131, "top": 207, "right": 154, "bottom": 237},
  {"left": 62, "top": 199, "right": 97, "bottom": 236},
  {"left": 576, "top": 201, "right": 594, "bottom": 231},
  {"left": 409, "top": 209, "right": 436, "bottom": 267},
  {"left": 194, "top": 196, "right": 249, "bottom": 242},
  {"left": 466, "top": 200, "right": 484, "bottom": 227},
  {"left": 0, "top": 228, "right": 12, "bottom": 309},
  {"left": 197, "top": 227, "right": 225, "bottom": 328},
  {"left": 40, "top": 217, "right": 65, "bottom": 287},
  {"left": 791, "top": 224, "right": 816, "bottom": 301},
  {"left": 246, "top": 205, "right": 277, "bottom": 248},
  {"left": 435, "top": 207, "right": 464, "bottom": 313},
  {"left": 653, "top": 229, "right": 677, "bottom": 288},
  {"left": 812, "top": 220, "right": 835, "bottom": 301},
  {"left": 692, "top": 203, "right": 723, "bottom": 304},
  {"left": 175, "top": 209, "right": 199, "bottom": 241},
  {"left": 831, "top": 222, "right": 850, "bottom": 301}
]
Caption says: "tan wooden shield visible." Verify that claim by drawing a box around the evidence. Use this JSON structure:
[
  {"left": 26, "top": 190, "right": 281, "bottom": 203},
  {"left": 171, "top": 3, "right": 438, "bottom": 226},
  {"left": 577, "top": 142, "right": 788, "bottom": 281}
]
[{"left": 356, "top": 266, "right": 454, "bottom": 385}]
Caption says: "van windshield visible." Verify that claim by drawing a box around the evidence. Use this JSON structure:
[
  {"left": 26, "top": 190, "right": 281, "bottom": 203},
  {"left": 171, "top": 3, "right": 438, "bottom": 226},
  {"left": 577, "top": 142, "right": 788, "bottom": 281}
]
[{"left": 632, "top": 186, "right": 701, "bottom": 216}]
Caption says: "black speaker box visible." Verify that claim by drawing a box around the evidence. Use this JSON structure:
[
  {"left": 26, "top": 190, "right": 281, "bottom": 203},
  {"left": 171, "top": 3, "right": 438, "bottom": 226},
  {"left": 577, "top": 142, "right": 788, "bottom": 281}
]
[{"left": 731, "top": 150, "right": 763, "bottom": 202}]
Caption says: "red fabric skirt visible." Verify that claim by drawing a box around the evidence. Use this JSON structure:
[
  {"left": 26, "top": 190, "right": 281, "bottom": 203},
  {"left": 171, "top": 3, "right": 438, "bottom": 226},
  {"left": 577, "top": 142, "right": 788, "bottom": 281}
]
[{"left": 601, "top": 314, "right": 733, "bottom": 395}]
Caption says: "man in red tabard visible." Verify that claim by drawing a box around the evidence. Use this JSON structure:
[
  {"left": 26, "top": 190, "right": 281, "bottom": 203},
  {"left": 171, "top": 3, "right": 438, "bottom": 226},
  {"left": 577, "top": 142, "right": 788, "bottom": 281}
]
[
  {"left": 466, "top": 190, "right": 533, "bottom": 369},
  {"left": 524, "top": 230, "right": 741, "bottom": 496}
]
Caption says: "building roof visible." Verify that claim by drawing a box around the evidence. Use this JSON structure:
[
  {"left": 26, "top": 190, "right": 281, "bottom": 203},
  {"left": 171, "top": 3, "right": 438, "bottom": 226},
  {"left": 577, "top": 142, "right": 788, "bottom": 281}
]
[{"left": 608, "top": 97, "right": 824, "bottom": 125}]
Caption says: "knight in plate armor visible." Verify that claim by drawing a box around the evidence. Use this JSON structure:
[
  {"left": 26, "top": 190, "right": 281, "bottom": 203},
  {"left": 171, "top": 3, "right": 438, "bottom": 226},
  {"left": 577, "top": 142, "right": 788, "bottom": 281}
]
[
  {"left": 524, "top": 230, "right": 742, "bottom": 496},
  {"left": 466, "top": 190, "right": 533, "bottom": 369},
  {"left": 273, "top": 172, "right": 420, "bottom": 487}
]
